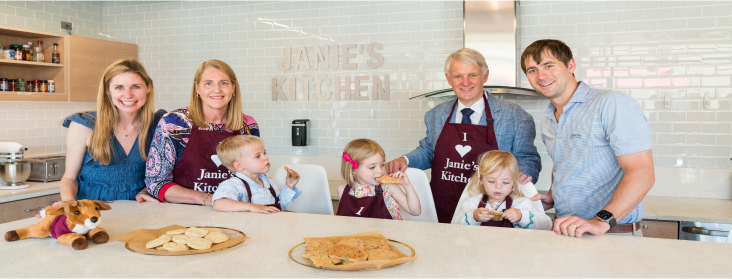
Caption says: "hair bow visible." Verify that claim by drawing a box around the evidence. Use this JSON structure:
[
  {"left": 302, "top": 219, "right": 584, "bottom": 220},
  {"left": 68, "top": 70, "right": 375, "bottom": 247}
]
[{"left": 342, "top": 152, "right": 358, "bottom": 169}]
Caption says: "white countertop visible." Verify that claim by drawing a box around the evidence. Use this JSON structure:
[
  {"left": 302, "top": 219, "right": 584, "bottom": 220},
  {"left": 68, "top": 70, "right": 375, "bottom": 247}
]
[
  {"left": 6, "top": 180, "right": 732, "bottom": 225},
  {"left": 0, "top": 181, "right": 60, "bottom": 203},
  {"left": 1, "top": 200, "right": 731, "bottom": 277}
]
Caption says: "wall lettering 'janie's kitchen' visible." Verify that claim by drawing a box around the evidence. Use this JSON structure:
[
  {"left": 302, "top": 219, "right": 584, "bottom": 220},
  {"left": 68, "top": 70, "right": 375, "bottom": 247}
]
[{"left": 272, "top": 42, "right": 391, "bottom": 101}]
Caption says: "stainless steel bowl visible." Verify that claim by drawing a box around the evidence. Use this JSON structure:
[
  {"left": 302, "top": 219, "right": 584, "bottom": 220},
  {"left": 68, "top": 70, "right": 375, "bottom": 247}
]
[{"left": 0, "top": 161, "right": 31, "bottom": 186}]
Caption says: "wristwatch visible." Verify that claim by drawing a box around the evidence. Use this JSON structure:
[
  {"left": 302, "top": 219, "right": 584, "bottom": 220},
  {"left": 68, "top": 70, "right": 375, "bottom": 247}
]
[{"left": 594, "top": 210, "right": 616, "bottom": 228}]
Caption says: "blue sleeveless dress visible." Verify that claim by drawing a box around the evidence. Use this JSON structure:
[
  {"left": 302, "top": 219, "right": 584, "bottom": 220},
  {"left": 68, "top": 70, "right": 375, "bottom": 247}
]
[{"left": 62, "top": 110, "right": 166, "bottom": 201}]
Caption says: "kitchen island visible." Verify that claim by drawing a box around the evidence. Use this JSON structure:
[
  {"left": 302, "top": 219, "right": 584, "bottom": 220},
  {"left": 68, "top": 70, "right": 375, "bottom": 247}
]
[{"left": 1, "top": 201, "right": 730, "bottom": 277}]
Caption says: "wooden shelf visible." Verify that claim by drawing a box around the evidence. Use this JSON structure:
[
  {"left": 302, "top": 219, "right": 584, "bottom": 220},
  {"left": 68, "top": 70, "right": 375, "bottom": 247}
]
[
  {"left": 0, "top": 91, "right": 67, "bottom": 101},
  {"left": 0, "top": 59, "right": 63, "bottom": 67},
  {"left": 0, "top": 26, "right": 64, "bottom": 39}
]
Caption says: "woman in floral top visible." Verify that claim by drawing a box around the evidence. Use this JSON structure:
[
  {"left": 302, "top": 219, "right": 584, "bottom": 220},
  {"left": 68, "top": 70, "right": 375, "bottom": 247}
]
[{"left": 145, "top": 59, "right": 259, "bottom": 206}]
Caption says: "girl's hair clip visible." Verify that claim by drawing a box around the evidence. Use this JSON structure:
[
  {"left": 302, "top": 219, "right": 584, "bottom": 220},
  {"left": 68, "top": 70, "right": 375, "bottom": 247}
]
[{"left": 342, "top": 152, "right": 358, "bottom": 169}]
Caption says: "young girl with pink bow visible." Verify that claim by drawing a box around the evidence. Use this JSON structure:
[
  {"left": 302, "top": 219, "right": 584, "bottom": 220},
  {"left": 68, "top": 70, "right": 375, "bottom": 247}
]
[{"left": 336, "top": 139, "right": 421, "bottom": 220}]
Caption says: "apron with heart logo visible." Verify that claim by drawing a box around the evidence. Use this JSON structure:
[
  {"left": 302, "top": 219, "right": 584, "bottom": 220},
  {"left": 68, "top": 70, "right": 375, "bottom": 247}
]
[
  {"left": 430, "top": 94, "right": 497, "bottom": 223},
  {"left": 172, "top": 126, "right": 243, "bottom": 194}
]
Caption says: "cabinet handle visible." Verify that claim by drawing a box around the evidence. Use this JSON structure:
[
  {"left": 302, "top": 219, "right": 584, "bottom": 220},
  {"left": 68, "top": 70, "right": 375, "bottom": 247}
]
[
  {"left": 24, "top": 207, "right": 44, "bottom": 212},
  {"left": 643, "top": 225, "right": 648, "bottom": 229},
  {"left": 681, "top": 226, "right": 730, "bottom": 237}
]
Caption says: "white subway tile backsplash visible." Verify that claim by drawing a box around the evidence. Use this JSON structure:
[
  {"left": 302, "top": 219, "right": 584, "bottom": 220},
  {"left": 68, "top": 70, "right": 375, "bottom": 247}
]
[
  {"left": 686, "top": 111, "right": 716, "bottom": 122},
  {"left": 687, "top": 134, "right": 716, "bottom": 145}
]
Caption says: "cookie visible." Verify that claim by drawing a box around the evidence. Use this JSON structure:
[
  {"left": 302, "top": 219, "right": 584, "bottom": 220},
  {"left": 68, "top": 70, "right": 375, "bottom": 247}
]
[
  {"left": 204, "top": 231, "right": 229, "bottom": 244},
  {"left": 367, "top": 249, "right": 399, "bottom": 260},
  {"left": 337, "top": 238, "right": 364, "bottom": 250},
  {"left": 284, "top": 166, "right": 300, "bottom": 180},
  {"left": 185, "top": 227, "right": 209, "bottom": 238},
  {"left": 328, "top": 244, "right": 367, "bottom": 262},
  {"left": 162, "top": 242, "right": 189, "bottom": 252},
  {"left": 155, "top": 246, "right": 166, "bottom": 251},
  {"left": 187, "top": 237, "right": 213, "bottom": 250},
  {"left": 203, "top": 227, "right": 221, "bottom": 233},
  {"left": 305, "top": 239, "right": 334, "bottom": 252},
  {"left": 374, "top": 175, "right": 401, "bottom": 184},
  {"left": 165, "top": 229, "right": 186, "bottom": 236},
  {"left": 363, "top": 239, "right": 389, "bottom": 250},
  {"left": 302, "top": 250, "right": 341, "bottom": 268},
  {"left": 172, "top": 234, "right": 190, "bottom": 244},
  {"left": 146, "top": 235, "right": 171, "bottom": 249},
  {"left": 489, "top": 210, "right": 504, "bottom": 221}
]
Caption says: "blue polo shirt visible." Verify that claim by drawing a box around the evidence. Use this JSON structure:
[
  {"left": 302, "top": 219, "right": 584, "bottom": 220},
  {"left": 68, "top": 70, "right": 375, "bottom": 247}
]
[{"left": 542, "top": 82, "right": 652, "bottom": 223}]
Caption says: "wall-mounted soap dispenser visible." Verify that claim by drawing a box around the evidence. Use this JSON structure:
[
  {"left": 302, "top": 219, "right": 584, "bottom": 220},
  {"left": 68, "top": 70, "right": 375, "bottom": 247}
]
[{"left": 292, "top": 119, "right": 310, "bottom": 146}]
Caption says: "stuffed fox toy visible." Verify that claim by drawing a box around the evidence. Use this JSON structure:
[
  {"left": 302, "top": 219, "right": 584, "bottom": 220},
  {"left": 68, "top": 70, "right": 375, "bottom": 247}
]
[{"left": 4, "top": 200, "right": 112, "bottom": 250}]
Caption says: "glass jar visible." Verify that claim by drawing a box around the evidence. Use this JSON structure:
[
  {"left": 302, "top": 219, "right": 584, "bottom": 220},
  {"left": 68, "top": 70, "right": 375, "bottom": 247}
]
[
  {"left": 40, "top": 80, "right": 48, "bottom": 92},
  {"left": 8, "top": 79, "right": 15, "bottom": 91},
  {"left": 15, "top": 46, "right": 23, "bottom": 61},
  {"left": 27, "top": 81, "right": 33, "bottom": 92},
  {"left": 32, "top": 80, "right": 40, "bottom": 92},
  {"left": 15, "top": 78, "right": 25, "bottom": 91},
  {"left": 0, "top": 78, "right": 8, "bottom": 91},
  {"left": 48, "top": 80, "right": 55, "bottom": 93}
]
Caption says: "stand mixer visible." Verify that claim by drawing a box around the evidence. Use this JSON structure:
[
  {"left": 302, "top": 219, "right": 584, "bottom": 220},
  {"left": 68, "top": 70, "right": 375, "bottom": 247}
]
[{"left": 0, "top": 142, "right": 31, "bottom": 190}]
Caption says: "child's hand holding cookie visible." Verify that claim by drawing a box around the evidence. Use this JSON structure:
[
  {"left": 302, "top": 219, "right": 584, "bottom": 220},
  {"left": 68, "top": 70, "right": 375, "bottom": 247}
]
[
  {"left": 501, "top": 208, "right": 522, "bottom": 223},
  {"left": 249, "top": 204, "right": 281, "bottom": 214},
  {"left": 473, "top": 208, "right": 496, "bottom": 222},
  {"left": 284, "top": 166, "right": 300, "bottom": 189},
  {"left": 388, "top": 171, "right": 411, "bottom": 186}
]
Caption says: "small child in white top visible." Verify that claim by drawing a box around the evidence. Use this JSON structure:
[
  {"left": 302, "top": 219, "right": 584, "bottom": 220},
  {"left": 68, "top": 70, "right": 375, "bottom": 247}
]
[
  {"left": 212, "top": 135, "right": 301, "bottom": 213},
  {"left": 452, "top": 150, "right": 551, "bottom": 229}
]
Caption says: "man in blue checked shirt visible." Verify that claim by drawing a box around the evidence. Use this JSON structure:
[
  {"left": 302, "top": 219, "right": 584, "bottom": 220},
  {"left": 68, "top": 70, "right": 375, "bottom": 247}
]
[{"left": 523, "top": 39, "right": 655, "bottom": 237}]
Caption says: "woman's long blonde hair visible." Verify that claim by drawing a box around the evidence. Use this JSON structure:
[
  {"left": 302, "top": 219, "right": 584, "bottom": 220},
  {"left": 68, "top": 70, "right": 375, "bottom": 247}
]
[
  {"left": 188, "top": 59, "right": 243, "bottom": 131},
  {"left": 88, "top": 59, "right": 156, "bottom": 165},
  {"left": 466, "top": 150, "right": 524, "bottom": 199},
  {"left": 340, "top": 139, "right": 385, "bottom": 185}
]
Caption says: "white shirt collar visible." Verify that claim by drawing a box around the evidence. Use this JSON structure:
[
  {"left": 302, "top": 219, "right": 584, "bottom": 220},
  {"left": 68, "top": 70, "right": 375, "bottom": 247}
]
[
  {"left": 455, "top": 92, "right": 486, "bottom": 124},
  {"left": 235, "top": 172, "right": 271, "bottom": 189}
]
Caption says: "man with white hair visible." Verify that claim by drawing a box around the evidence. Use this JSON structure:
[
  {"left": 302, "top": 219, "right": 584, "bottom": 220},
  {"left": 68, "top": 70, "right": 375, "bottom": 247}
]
[{"left": 387, "top": 48, "right": 541, "bottom": 223}]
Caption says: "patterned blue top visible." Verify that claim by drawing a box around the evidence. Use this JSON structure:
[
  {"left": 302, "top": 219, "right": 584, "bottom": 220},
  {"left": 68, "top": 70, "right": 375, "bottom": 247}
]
[
  {"left": 62, "top": 110, "right": 166, "bottom": 201},
  {"left": 211, "top": 172, "right": 301, "bottom": 210},
  {"left": 542, "top": 82, "right": 652, "bottom": 223}
]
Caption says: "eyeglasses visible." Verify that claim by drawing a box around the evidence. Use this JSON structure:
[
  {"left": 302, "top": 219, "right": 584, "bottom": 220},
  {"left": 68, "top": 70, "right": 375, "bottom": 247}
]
[{"left": 200, "top": 80, "right": 234, "bottom": 89}]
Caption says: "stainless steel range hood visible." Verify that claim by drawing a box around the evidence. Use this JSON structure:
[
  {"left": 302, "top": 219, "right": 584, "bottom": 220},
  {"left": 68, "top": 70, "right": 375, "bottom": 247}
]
[{"left": 411, "top": 1, "right": 541, "bottom": 99}]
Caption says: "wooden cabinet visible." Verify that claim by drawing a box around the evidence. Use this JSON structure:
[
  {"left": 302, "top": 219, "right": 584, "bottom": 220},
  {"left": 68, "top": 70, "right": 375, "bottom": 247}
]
[
  {"left": 0, "top": 25, "right": 137, "bottom": 102},
  {"left": 640, "top": 220, "right": 679, "bottom": 239},
  {"left": 68, "top": 35, "right": 137, "bottom": 102},
  {"left": 0, "top": 194, "right": 61, "bottom": 224}
]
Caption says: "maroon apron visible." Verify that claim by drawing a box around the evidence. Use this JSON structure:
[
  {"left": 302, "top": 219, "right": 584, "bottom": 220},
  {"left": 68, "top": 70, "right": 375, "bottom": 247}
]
[
  {"left": 478, "top": 195, "right": 514, "bottom": 228},
  {"left": 172, "top": 126, "right": 243, "bottom": 194},
  {"left": 431, "top": 94, "right": 498, "bottom": 223},
  {"left": 336, "top": 184, "right": 393, "bottom": 219},
  {"left": 235, "top": 176, "right": 281, "bottom": 210}
]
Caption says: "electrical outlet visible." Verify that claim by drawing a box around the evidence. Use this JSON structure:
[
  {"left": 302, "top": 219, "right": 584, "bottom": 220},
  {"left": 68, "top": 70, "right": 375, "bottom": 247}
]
[{"left": 61, "top": 21, "right": 72, "bottom": 31}]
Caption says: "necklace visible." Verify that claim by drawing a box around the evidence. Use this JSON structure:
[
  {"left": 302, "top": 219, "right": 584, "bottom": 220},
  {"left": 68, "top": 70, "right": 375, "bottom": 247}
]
[{"left": 116, "top": 121, "right": 140, "bottom": 137}]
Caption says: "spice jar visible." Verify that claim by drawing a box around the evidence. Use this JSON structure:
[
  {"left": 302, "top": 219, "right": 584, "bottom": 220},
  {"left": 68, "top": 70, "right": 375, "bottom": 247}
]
[
  {"left": 27, "top": 81, "right": 33, "bottom": 92},
  {"left": 48, "top": 80, "right": 55, "bottom": 93},
  {"left": 15, "top": 78, "right": 25, "bottom": 91},
  {"left": 8, "top": 79, "right": 16, "bottom": 91},
  {"left": 40, "top": 80, "right": 48, "bottom": 92},
  {"left": 32, "top": 80, "right": 40, "bottom": 92},
  {"left": 15, "top": 45, "right": 23, "bottom": 61},
  {"left": 0, "top": 78, "right": 8, "bottom": 91}
]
